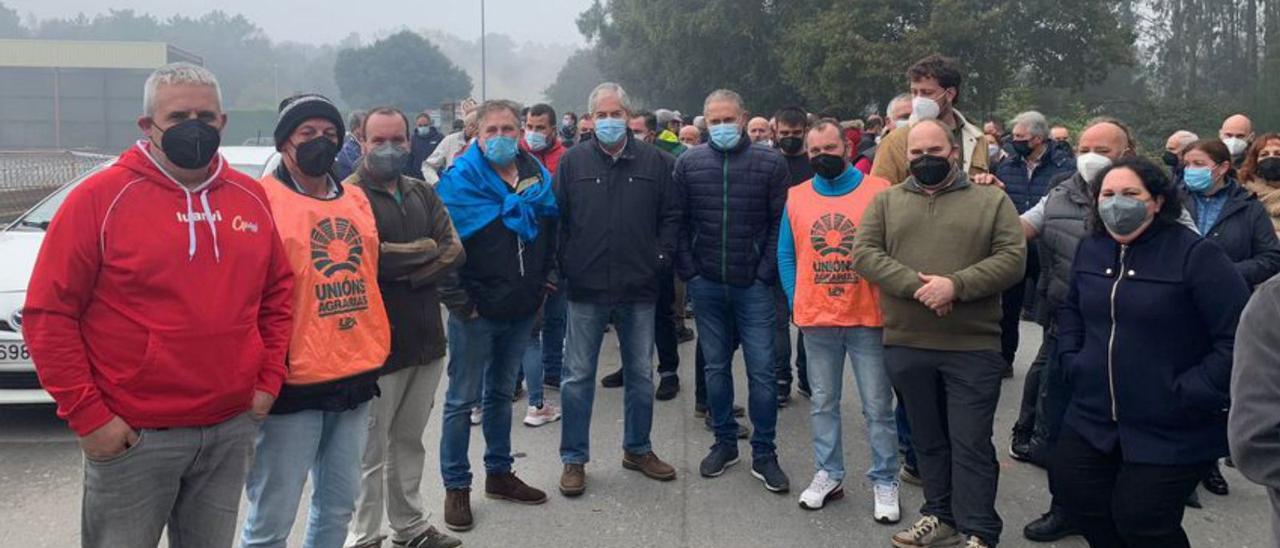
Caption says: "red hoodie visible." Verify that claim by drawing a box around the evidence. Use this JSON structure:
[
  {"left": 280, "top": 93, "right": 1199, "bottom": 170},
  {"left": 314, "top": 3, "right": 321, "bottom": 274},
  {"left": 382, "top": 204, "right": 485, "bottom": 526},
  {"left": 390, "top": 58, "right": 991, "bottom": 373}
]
[
  {"left": 520, "top": 136, "right": 565, "bottom": 174},
  {"left": 24, "top": 141, "right": 294, "bottom": 436}
]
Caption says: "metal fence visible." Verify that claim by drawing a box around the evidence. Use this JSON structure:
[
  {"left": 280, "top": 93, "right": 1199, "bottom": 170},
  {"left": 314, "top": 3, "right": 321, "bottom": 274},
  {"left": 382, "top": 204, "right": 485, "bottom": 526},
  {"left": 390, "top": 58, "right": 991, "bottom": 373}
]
[{"left": 0, "top": 151, "right": 111, "bottom": 225}]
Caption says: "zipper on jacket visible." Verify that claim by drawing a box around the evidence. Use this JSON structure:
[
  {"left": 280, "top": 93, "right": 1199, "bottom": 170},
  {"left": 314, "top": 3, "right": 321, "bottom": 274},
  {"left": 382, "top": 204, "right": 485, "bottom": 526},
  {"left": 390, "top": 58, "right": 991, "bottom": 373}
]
[
  {"left": 1105, "top": 244, "right": 1127, "bottom": 422},
  {"left": 720, "top": 153, "right": 730, "bottom": 285}
]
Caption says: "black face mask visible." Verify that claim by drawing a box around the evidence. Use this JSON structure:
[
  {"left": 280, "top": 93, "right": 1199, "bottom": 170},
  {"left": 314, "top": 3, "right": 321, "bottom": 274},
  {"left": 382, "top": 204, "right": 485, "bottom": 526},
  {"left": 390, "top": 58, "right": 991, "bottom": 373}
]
[
  {"left": 294, "top": 137, "right": 339, "bottom": 177},
  {"left": 778, "top": 136, "right": 804, "bottom": 156},
  {"left": 1011, "top": 139, "right": 1034, "bottom": 158},
  {"left": 157, "top": 119, "right": 220, "bottom": 170},
  {"left": 1162, "top": 150, "right": 1180, "bottom": 168},
  {"left": 1259, "top": 157, "right": 1280, "bottom": 181},
  {"left": 909, "top": 155, "right": 953, "bottom": 188},
  {"left": 810, "top": 153, "right": 848, "bottom": 180}
]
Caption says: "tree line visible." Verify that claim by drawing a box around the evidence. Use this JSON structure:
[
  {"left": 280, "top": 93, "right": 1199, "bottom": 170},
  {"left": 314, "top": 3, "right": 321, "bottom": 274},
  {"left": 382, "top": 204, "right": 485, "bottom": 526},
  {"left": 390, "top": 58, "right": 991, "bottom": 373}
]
[{"left": 547, "top": 0, "right": 1280, "bottom": 153}]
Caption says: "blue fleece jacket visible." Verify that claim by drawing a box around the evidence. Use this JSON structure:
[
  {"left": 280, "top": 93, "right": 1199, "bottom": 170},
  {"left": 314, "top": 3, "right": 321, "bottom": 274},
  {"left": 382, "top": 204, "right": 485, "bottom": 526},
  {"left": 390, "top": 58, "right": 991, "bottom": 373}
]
[{"left": 778, "top": 165, "right": 863, "bottom": 308}]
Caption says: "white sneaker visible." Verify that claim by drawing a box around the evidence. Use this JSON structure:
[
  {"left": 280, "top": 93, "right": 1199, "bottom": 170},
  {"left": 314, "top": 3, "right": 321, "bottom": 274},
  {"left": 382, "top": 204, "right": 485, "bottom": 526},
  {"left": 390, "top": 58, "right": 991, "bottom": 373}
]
[
  {"left": 523, "top": 403, "right": 563, "bottom": 427},
  {"left": 798, "top": 470, "right": 843, "bottom": 510},
  {"left": 874, "top": 482, "right": 901, "bottom": 524},
  {"left": 469, "top": 406, "right": 483, "bottom": 425}
]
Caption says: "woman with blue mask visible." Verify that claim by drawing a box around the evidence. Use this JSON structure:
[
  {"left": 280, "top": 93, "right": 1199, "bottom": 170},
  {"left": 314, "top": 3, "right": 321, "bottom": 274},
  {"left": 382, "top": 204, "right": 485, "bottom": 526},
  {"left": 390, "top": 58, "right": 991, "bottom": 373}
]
[
  {"left": 1180, "top": 139, "right": 1280, "bottom": 287},
  {"left": 1052, "top": 156, "right": 1250, "bottom": 548}
]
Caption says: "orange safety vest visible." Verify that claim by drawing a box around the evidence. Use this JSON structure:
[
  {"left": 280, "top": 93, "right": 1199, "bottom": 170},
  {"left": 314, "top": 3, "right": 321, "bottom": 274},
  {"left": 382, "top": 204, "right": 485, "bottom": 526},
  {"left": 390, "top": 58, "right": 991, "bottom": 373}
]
[
  {"left": 260, "top": 175, "right": 390, "bottom": 385},
  {"left": 787, "top": 175, "right": 889, "bottom": 328}
]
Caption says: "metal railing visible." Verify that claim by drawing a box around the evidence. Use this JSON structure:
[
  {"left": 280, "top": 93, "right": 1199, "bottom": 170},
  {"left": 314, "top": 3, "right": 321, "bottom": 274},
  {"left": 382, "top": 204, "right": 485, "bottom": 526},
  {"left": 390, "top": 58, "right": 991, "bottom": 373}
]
[{"left": 0, "top": 151, "right": 111, "bottom": 225}]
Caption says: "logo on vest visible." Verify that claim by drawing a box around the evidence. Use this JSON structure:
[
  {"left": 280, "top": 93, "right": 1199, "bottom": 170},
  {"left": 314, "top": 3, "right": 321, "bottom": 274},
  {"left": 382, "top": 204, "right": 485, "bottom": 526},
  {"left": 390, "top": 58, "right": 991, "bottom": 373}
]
[
  {"left": 311, "top": 217, "right": 370, "bottom": 318},
  {"left": 809, "top": 213, "right": 861, "bottom": 286},
  {"left": 311, "top": 217, "right": 364, "bottom": 277}
]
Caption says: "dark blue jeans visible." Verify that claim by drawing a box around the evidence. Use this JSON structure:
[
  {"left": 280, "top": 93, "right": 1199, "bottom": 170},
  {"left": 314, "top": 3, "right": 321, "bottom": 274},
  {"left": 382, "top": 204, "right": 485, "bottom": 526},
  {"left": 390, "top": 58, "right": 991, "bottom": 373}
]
[
  {"left": 439, "top": 313, "right": 535, "bottom": 489},
  {"left": 689, "top": 277, "right": 777, "bottom": 459}
]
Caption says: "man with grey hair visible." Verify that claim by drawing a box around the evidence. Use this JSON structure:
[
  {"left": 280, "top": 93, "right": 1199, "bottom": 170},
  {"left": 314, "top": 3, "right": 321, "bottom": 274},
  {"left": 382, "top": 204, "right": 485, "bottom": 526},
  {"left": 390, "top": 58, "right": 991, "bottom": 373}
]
[
  {"left": 337, "top": 109, "right": 368, "bottom": 181},
  {"left": 1164, "top": 129, "right": 1200, "bottom": 176},
  {"left": 555, "top": 82, "right": 682, "bottom": 497},
  {"left": 25, "top": 61, "right": 295, "bottom": 547},
  {"left": 988, "top": 110, "right": 1075, "bottom": 377},
  {"left": 676, "top": 88, "right": 792, "bottom": 493},
  {"left": 886, "top": 93, "right": 913, "bottom": 134}
]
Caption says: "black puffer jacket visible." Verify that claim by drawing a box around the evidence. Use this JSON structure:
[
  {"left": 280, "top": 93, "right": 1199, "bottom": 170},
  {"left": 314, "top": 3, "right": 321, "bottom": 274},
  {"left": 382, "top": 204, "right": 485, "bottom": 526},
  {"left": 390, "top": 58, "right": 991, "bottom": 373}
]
[{"left": 674, "top": 132, "right": 788, "bottom": 287}]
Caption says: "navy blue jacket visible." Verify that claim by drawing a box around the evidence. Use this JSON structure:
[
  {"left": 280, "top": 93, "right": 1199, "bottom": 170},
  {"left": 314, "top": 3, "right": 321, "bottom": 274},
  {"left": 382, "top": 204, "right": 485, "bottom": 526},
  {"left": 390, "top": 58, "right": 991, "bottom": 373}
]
[
  {"left": 1181, "top": 178, "right": 1280, "bottom": 287},
  {"left": 998, "top": 143, "right": 1077, "bottom": 214},
  {"left": 1058, "top": 221, "right": 1250, "bottom": 465},
  {"left": 408, "top": 126, "right": 445, "bottom": 179},
  {"left": 674, "top": 132, "right": 788, "bottom": 287}
]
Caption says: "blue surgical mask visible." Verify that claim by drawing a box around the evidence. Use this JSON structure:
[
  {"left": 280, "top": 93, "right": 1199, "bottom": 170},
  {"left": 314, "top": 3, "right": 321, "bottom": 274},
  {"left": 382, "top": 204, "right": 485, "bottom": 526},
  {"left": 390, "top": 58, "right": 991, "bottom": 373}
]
[
  {"left": 524, "top": 131, "right": 548, "bottom": 152},
  {"left": 484, "top": 135, "right": 518, "bottom": 166},
  {"left": 709, "top": 123, "right": 741, "bottom": 150},
  {"left": 594, "top": 118, "right": 627, "bottom": 146},
  {"left": 1183, "top": 167, "right": 1214, "bottom": 193}
]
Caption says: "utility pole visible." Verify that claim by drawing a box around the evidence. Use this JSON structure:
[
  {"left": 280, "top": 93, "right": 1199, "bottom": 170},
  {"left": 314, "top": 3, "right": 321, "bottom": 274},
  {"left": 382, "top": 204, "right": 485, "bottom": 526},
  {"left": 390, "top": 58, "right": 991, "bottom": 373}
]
[{"left": 480, "top": 0, "right": 487, "bottom": 101}]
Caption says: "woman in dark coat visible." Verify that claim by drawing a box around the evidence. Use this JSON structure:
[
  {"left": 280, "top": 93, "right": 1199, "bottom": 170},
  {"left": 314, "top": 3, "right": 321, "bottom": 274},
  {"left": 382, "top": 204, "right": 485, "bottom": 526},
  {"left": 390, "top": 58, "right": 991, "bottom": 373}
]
[
  {"left": 1180, "top": 138, "right": 1280, "bottom": 287},
  {"left": 1052, "top": 157, "right": 1251, "bottom": 548}
]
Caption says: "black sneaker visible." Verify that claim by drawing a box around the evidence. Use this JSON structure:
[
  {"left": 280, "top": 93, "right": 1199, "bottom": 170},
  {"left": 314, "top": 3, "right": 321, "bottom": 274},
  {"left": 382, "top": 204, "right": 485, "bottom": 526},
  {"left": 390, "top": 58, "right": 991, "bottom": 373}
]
[
  {"left": 899, "top": 464, "right": 923, "bottom": 486},
  {"left": 1009, "top": 431, "right": 1033, "bottom": 462},
  {"left": 1185, "top": 489, "right": 1203, "bottom": 508},
  {"left": 1203, "top": 462, "right": 1229, "bottom": 496},
  {"left": 601, "top": 369, "right": 623, "bottom": 388},
  {"left": 1023, "top": 510, "right": 1081, "bottom": 543},
  {"left": 796, "top": 384, "right": 812, "bottom": 399},
  {"left": 777, "top": 385, "right": 791, "bottom": 408},
  {"left": 699, "top": 444, "right": 740, "bottom": 477},
  {"left": 655, "top": 376, "right": 680, "bottom": 401},
  {"left": 750, "top": 456, "right": 790, "bottom": 493}
]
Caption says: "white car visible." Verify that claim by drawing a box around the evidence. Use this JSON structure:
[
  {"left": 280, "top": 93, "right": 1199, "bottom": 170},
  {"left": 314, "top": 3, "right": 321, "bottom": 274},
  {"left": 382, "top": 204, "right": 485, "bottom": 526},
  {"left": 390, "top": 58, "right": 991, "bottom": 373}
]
[{"left": 0, "top": 147, "right": 280, "bottom": 405}]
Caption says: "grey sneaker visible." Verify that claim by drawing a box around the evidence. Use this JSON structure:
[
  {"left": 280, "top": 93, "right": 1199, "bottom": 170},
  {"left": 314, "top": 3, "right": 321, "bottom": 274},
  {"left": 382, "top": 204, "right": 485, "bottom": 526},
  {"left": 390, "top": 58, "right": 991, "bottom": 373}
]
[
  {"left": 891, "top": 515, "right": 962, "bottom": 547},
  {"left": 393, "top": 526, "right": 462, "bottom": 548},
  {"left": 963, "top": 535, "right": 991, "bottom": 548}
]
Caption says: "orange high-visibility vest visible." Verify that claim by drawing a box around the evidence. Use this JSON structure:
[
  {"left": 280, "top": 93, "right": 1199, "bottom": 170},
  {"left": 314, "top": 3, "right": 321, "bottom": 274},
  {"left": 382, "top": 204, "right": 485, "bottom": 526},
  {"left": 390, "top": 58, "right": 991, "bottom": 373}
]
[
  {"left": 260, "top": 175, "right": 390, "bottom": 384},
  {"left": 786, "top": 175, "right": 889, "bottom": 328}
]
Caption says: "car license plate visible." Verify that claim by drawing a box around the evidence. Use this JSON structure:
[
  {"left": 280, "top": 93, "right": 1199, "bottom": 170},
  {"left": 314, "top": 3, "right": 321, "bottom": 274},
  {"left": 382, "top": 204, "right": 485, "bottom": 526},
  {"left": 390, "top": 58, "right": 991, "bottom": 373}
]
[{"left": 0, "top": 342, "right": 30, "bottom": 363}]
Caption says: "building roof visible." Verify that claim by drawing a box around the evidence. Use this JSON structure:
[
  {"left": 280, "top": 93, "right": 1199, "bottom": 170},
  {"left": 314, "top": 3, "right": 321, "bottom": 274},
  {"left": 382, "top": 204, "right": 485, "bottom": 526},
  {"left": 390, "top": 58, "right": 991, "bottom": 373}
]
[{"left": 0, "top": 39, "right": 202, "bottom": 70}]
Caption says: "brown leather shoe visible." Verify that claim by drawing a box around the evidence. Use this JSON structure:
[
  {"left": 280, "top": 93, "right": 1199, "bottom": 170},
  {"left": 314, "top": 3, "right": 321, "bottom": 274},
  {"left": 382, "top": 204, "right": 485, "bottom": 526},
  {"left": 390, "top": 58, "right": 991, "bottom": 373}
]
[
  {"left": 560, "top": 463, "right": 586, "bottom": 497},
  {"left": 484, "top": 472, "right": 547, "bottom": 505},
  {"left": 443, "top": 488, "right": 473, "bottom": 532},
  {"left": 623, "top": 451, "right": 677, "bottom": 481}
]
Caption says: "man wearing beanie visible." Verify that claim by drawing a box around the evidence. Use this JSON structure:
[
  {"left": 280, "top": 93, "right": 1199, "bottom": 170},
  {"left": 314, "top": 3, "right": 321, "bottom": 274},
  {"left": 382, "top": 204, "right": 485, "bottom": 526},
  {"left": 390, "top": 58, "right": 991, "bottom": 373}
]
[
  {"left": 240, "top": 93, "right": 392, "bottom": 548},
  {"left": 346, "top": 106, "right": 466, "bottom": 548}
]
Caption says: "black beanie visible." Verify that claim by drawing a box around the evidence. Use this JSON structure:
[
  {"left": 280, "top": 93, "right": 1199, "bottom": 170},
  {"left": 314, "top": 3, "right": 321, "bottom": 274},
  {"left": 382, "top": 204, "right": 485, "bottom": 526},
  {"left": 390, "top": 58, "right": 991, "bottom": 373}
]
[{"left": 274, "top": 94, "right": 345, "bottom": 151}]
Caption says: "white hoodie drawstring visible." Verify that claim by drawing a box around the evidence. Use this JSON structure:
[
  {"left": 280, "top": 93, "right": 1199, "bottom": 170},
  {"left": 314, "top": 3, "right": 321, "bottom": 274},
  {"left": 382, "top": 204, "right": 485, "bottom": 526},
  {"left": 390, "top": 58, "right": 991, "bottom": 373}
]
[
  {"left": 184, "top": 191, "right": 197, "bottom": 261},
  {"left": 517, "top": 239, "right": 526, "bottom": 277},
  {"left": 199, "top": 189, "right": 222, "bottom": 263}
]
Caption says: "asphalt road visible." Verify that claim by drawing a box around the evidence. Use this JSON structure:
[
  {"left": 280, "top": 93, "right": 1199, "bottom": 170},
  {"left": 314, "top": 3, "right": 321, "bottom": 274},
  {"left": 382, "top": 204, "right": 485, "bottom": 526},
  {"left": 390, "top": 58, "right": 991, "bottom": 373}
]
[{"left": 0, "top": 322, "right": 1270, "bottom": 547}]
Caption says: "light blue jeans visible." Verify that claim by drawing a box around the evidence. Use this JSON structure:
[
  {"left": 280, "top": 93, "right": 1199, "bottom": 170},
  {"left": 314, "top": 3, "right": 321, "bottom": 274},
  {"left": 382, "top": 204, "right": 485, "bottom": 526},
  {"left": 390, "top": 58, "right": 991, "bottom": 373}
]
[
  {"left": 522, "top": 332, "right": 546, "bottom": 408},
  {"left": 240, "top": 402, "right": 372, "bottom": 548},
  {"left": 560, "top": 300, "right": 656, "bottom": 464},
  {"left": 802, "top": 326, "right": 899, "bottom": 486}
]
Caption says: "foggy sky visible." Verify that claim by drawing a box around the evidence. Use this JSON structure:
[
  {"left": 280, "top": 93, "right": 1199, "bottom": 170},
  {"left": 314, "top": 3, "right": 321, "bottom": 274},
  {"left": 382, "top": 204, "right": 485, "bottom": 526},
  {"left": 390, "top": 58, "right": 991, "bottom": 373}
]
[{"left": 4, "top": 0, "right": 593, "bottom": 47}]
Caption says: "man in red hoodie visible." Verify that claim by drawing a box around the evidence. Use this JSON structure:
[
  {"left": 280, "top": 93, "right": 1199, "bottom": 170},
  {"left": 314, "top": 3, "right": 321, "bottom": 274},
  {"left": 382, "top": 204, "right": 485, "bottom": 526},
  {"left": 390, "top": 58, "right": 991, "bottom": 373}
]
[{"left": 23, "top": 62, "right": 294, "bottom": 547}]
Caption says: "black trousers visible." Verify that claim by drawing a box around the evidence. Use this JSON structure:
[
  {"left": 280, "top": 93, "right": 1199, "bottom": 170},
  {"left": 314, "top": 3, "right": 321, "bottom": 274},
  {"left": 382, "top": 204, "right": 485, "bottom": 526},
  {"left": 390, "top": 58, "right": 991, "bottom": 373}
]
[
  {"left": 885, "top": 346, "right": 1005, "bottom": 546},
  {"left": 1000, "top": 246, "right": 1039, "bottom": 365},
  {"left": 1051, "top": 426, "right": 1209, "bottom": 548},
  {"left": 655, "top": 271, "right": 680, "bottom": 378},
  {"left": 1013, "top": 326, "right": 1051, "bottom": 437},
  {"left": 771, "top": 283, "right": 808, "bottom": 389}
]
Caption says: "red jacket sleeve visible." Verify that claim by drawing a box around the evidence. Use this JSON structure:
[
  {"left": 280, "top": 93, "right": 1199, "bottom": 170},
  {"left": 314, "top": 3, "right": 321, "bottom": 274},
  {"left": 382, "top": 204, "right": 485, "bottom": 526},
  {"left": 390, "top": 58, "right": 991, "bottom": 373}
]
[
  {"left": 23, "top": 185, "right": 112, "bottom": 436},
  {"left": 254, "top": 218, "right": 294, "bottom": 397}
]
